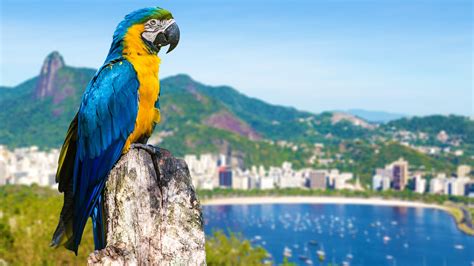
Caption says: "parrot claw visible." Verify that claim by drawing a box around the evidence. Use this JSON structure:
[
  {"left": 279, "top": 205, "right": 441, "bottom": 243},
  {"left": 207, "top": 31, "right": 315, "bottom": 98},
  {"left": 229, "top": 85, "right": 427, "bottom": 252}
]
[{"left": 130, "top": 143, "right": 159, "bottom": 156}]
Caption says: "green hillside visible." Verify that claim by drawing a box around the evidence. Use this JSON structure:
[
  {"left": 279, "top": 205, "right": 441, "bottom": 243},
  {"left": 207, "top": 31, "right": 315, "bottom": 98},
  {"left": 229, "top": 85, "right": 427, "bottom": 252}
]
[
  {"left": 385, "top": 115, "right": 474, "bottom": 144},
  {"left": 0, "top": 53, "right": 368, "bottom": 169},
  {"left": 0, "top": 52, "right": 470, "bottom": 181}
]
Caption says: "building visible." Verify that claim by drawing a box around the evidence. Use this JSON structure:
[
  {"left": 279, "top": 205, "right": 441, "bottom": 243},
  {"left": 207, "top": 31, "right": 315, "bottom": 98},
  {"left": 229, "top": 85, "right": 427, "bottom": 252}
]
[
  {"left": 332, "top": 172, "right": 353, "bottom": 190},
  {"left": 430, "top": 176, "right": 446, "bottom": 194},
  {"left": 373, "top": 174, "right": 392, "bottom": 191},
  {"left": 259, "top": 176, "right": 274, "bottom": 190},
  {"left": 465, "top": 181, "right": 474, "bottom": 197},
  {"left": 374, "top": 158, "right": 409, "bottom": 191},
  {"left": 0, "top": 160, "right": 6, "bottom": 186},
  {"left": 391, "top": 158, "right": 409, "bottom": 190},
  {"left": 0, "top": 146, "right": 60, "bottom": 188},
  {"left": 457, "top": 165, "right": 471, "bottom": 178},
  {"left": 308, "top": 170, "right": 327, "bottom": 189},
  {"left": 444, "top": 177, "right": 470, "bottom": 196},
  {"left": 436, "top": 130, "right": 449, "bottom": 143},
  {"left": 218, "top": 166, "right": 232, "bottom": 188},
  {"left": 232, "top": 169, "right": 250, "bottom": 190},
  {"left": 413, "top": 175, "right": 426, "bottom": 194},
  {"left": 382, "top": 176, "right": 391, "bottom": 191},
  {"left": 372, "top": 175, "right": 383, "bottom": 191},
  {"left": 184, "top": 153, "right": 219, "bottom": 190}
]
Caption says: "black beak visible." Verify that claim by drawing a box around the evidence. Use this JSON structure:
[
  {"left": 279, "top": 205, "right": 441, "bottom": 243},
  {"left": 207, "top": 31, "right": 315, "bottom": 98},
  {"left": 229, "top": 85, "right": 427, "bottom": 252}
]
[{"left": 154, "top": 22, "right": 180, "bottom": 54}]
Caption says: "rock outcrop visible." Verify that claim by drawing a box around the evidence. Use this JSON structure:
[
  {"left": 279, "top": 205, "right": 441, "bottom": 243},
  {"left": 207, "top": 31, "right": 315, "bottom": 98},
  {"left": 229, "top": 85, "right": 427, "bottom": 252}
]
[
  {"left": 87, "top": 146, "right": 206, "bottom": 265},
  {"left": 35, "top": 51, "right": 65, "bottom": 99}
]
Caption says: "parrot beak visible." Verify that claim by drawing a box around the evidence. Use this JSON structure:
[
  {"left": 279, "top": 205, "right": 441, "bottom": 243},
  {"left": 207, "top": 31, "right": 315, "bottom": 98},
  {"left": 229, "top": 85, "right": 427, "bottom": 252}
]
[{"left": 154, "top": 21, "right": 180, "bottom": 54}]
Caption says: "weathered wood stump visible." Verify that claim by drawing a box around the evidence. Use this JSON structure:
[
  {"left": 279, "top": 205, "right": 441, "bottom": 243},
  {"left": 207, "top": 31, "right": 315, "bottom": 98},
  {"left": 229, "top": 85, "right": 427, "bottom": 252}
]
[{"left": 87, "top": 146, "right": 206, "bottom": 265}]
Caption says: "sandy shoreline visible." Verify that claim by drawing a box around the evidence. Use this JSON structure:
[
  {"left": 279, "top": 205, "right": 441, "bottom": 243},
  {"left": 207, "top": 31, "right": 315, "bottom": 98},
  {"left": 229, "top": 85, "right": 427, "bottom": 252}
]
[{"left": 201, "top": 196, "right": 448, "bottom": 211}]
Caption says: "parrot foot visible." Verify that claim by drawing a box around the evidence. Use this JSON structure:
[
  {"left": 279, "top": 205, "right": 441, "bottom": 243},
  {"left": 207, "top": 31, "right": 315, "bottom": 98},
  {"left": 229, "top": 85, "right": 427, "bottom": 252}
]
[{"left": 130, "top": 143, "right": 159, "bottom": 156}]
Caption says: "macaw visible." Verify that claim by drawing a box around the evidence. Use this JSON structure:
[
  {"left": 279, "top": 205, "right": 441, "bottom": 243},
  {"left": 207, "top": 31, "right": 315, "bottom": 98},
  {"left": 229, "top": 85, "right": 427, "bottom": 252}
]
[{"left": 50, "top": 7, "right": 180, "bottom": 254}]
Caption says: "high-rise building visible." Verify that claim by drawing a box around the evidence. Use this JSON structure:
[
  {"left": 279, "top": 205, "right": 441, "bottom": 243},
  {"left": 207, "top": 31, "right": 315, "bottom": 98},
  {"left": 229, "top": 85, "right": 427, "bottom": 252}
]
[
  {"left": 391, "top": 158, "right": 409, "bottom": 190},
  {"left": 382, "top": 176, "right": 391, "bottom": 191},
  {"left": 444, "top": 177, "right": 470, "bottom": 196},
  {"left": 430, "top": 176, "right": 446, "bottom": 194},
  {"left": 465, "top": 181, "right": 474, "bottom": 197},
  {"left": 413, "top": 175, "right": 426, "bottom": 194},
  {"left": 309, "top": 170, "right": 327, "bottom": 189},
  {"left": 372, "top": 175, "right": 383, "bottom": 191},
  {"left": 218, "top": 166, "right": 232, "bottom": 188}
]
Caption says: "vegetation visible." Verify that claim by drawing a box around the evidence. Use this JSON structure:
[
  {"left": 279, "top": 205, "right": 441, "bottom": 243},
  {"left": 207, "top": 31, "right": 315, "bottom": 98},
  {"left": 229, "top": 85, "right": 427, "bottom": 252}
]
[
  {"left": 0, "top": 185, "right": 278, "bottom": 265},
  {"left": 337, "top": 141, "right": 457, "bottom": 185},
  {"left": 385, "top": 115, "right": 474, "bottom": 144},
  {"left": 1, "top": 56, "right": 472, "bottom": 182},
  {"left": 0, "top": 185, "right": 94, "bottom": 264},
  {"left": 206, "top": 231, "right": 269, "bottom": 265},
  {"left": 443, "top": 203, "right": 474, "bottom": 235}
]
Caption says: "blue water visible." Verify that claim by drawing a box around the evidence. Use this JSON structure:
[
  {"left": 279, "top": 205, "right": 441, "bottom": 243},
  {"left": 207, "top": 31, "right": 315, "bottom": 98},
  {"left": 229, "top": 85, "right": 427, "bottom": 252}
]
[{"left": 203, "top": 204, "right": 474, "bottom": 266}]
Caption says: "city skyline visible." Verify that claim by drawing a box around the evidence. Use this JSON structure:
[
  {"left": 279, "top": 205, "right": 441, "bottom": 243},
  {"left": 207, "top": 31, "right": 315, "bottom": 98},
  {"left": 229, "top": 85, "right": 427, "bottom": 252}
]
[{"left": 1, "top": 0, "right": 472, "bottom": 116}]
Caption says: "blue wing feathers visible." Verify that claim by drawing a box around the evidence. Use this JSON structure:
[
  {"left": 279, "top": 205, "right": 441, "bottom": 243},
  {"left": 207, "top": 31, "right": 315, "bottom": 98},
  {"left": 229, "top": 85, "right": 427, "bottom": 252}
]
[{"left": 71, "top": 59, "right": 139, "bottom": 253}]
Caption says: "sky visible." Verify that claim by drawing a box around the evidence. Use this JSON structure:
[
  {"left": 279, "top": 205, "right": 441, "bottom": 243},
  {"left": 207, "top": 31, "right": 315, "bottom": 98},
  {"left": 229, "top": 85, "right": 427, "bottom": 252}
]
[{"left": 0, "top": 0, "right": 472, "bottom": 116}]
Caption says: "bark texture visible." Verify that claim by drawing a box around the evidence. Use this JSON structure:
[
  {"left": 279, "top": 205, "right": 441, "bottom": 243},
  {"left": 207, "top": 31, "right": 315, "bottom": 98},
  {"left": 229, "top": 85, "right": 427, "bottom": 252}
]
[{"left": 87, "top": 147, "right": 206, "bottom": 266}]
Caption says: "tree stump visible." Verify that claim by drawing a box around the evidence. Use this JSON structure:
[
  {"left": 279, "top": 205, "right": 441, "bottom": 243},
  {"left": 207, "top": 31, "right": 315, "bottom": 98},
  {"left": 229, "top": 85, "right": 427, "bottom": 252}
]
[{"left": 87, "top": 147, "right": 206, "bottom": 265}]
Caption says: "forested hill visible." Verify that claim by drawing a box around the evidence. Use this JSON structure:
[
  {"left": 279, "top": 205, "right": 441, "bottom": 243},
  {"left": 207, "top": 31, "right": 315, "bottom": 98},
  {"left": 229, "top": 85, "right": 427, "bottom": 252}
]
[{"left": 1, "top": 52, "right": 472, "bottom": 180}]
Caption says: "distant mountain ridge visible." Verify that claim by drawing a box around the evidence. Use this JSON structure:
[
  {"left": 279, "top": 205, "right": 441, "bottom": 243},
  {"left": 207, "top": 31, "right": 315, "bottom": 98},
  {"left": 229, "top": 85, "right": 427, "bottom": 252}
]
[{"left": 345, "top": 109, "right": 407, "bottom": 123}]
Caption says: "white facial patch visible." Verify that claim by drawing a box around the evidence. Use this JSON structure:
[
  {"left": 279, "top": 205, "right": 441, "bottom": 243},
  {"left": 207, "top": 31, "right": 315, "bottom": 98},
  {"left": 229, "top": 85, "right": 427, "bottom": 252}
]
[{"left": 142, "top": 19, "right": 176, "bottom": 43}]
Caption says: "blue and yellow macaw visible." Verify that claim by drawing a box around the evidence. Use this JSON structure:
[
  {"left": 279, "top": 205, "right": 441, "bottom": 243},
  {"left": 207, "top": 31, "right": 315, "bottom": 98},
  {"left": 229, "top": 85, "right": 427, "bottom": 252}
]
[{"left": 50, "top": 7, "right": 180, "bottom": 254}]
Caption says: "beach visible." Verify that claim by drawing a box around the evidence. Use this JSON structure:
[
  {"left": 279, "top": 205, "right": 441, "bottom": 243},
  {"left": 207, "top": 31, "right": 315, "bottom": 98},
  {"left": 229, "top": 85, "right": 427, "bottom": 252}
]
[{"left": 202, "top": 196, "right": 448, "bottom": 211}]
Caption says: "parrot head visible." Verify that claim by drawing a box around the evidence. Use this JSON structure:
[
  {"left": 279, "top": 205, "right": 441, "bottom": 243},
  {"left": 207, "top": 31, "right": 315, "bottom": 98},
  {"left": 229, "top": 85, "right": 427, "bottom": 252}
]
[{"left": 110, "top": 7, "right": 180, "bottom": 56}]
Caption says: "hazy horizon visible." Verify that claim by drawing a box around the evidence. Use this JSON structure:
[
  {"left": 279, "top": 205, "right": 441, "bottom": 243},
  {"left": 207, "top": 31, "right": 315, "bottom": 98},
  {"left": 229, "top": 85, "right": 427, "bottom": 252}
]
[{"left": 1, "top": 0, "right": 472, "bottom": 117}]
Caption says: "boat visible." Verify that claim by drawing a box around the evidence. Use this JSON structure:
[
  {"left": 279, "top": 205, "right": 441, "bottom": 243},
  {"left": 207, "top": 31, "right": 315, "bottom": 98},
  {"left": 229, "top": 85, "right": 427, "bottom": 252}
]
[
  {"left": 386, "top": 255, "right": 394, "bottom": 260},
  {"left": 305, "top": 259, "right": 313, "bottom": 265},
  {"left": 347, "top": 253, "right": 354, "bottom": 260},
  {"left": 383, "top": 236, "right": 391, "bottom": 244},
  {"left": 298, "top": 255, "right": 309, "bottom": 261},
  {"left": 342, "top": 261, "right": 350, "bottom": 266},
  {"left": 316, "top": 249, "right": 326, "bottom": 261},
  {"left": 283, "top": 247, "right": 292, "bottom": 258},
  {"left": 454, "top": 244, "right": 464, "bottom": 250},
  {"left": 308, "top": 240, "right": 318, "bottom": 246}
]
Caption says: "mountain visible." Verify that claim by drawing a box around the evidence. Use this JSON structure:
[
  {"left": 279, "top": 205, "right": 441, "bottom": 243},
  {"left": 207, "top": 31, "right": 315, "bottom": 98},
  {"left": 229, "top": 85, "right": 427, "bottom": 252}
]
[
  {"left": 0, "top": 52, "right": 471, "bottom": 182},
  {"left": 0, "top": 52, "right": 374, "bottom": 147},
  {"left": 346, "top": 109, "right": 406, "bottom": 123}
]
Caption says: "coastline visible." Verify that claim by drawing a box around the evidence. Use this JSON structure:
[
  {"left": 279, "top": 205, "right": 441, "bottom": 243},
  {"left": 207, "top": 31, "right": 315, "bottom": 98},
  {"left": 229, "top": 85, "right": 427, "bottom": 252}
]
[
  {"left": 202, "top": 196, "right": 448, "bottom": 210},
  {"left": 201, "top": 196, "right": 474, "bottom": 236}
]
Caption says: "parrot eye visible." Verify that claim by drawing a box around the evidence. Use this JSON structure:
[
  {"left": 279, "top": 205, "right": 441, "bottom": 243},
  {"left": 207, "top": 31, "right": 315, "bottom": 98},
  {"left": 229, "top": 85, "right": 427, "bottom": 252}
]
[{"left": 149, "top": 19, "right": 157, "bottom": 26}]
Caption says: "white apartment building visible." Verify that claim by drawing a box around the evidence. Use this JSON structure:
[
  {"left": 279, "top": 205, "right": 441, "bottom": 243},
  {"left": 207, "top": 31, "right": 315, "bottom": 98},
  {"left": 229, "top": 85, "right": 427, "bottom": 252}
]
[{"left": 430, "top": 176, "right": 446, "bottom": 194}]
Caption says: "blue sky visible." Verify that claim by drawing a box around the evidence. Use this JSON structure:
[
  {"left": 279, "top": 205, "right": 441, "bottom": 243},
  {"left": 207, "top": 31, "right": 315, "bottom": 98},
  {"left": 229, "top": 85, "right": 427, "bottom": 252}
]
[{"left": 0, "top": 0, "right": 472, "bottom": 116}]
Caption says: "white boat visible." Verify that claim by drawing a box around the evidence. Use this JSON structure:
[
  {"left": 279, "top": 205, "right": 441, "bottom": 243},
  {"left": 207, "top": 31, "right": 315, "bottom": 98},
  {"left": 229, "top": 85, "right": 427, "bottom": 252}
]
[
  {"left": 383, "top": 236, "right": 391, "bottom": 243},
  {"left": 316, "top": 246, "right": 326, "bottom": 262},
  {"left": 283, "top": 247, "right": 292, "bottom": 258},
  {"left": 386, "top": 255, "right": 394, "bottom": 260},
  {"left": 454, "top": 244, "right": 464, "bottom": 250}
]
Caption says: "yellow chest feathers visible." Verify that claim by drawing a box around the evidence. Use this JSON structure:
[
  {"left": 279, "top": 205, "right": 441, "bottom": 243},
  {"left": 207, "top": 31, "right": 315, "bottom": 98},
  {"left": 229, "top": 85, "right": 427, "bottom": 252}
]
[{"left": 122, "top": 24, "right": 161, "bottom": 152}]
